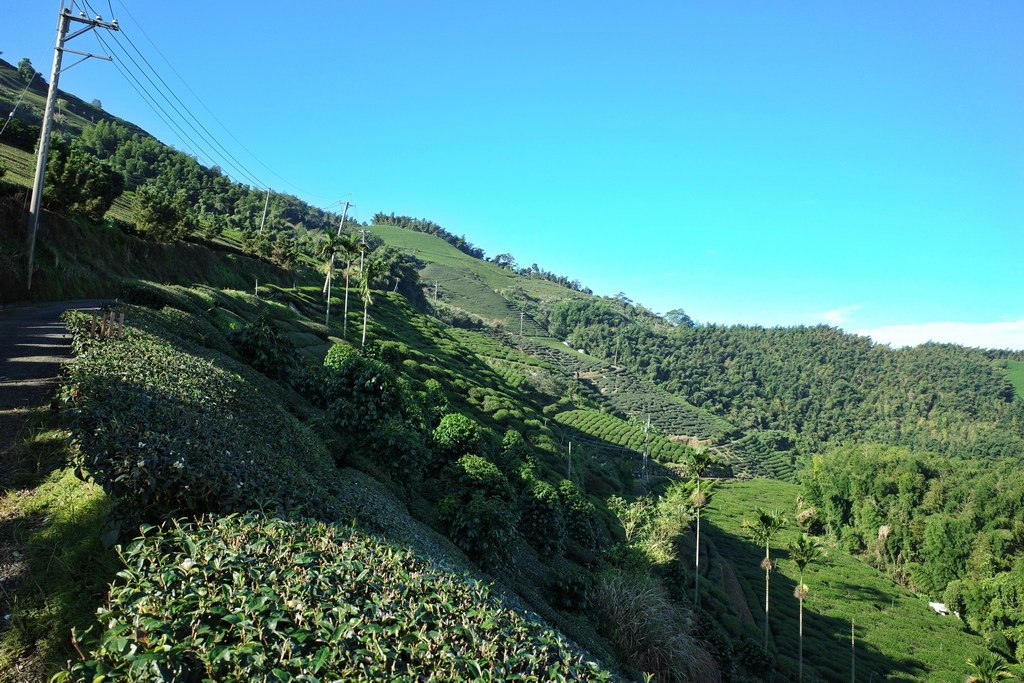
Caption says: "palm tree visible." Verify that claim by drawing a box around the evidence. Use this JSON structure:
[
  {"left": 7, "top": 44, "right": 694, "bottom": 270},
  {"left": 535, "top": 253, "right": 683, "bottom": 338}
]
[
  {"left": 688, "top": 448, "right": 715, "bottom": 609},
  {"left": 335, "top": 232, "right": 361, "bottom": 338},
  {"left": 966, "top": 652, "right": 1015, "bottom": 682},
  {"left": 318, "top": 233, "right": 339, "bottom": 327},
  {"left": 743, "top": 507, "right": 786, "bottom": 651},
  {"left": 789, "top": 533, "right": 823, "bottom": 683},
  {"left": 360, "top": 256, "right": 386, "bottom": 347}
]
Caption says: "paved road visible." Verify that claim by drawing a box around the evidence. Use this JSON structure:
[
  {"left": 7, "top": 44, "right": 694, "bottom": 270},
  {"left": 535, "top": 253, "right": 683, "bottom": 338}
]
[{"left": 0, "top": 300, "right": 104, "bottom": 456}]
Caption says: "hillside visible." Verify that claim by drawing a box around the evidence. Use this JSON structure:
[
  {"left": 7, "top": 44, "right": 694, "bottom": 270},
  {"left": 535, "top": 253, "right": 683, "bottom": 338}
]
[{"left": 1, "top": 64, "right": 1022, "bottom": 681}]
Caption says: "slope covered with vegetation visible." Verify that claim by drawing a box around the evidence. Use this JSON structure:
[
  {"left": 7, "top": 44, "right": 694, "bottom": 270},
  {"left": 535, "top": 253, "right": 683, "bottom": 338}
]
[{"left": 2, "top": 59, "right": 1022, "bottom": 681}]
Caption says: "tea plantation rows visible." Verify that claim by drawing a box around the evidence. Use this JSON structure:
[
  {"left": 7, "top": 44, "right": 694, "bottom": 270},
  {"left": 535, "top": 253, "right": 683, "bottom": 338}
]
[{"left": 553, "top": 409, "right": 693, "bottom": 463}]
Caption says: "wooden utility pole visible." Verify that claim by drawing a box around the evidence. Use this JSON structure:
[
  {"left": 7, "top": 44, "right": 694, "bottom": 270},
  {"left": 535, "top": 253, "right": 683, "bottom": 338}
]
[{"left": 27, "top": 7, "right": 119, "bottom": 291}]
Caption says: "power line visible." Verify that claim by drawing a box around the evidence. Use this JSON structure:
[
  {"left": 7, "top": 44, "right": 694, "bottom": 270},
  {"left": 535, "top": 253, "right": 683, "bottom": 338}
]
[
  {"left": 0, "top": 73, "right": 39, "bottom": 138},
  {"left": 83, "top": 13, "right": 267, "bottom": 189},
  {"left": 111, "top": 0, "right": 335, "bottom": 202}
]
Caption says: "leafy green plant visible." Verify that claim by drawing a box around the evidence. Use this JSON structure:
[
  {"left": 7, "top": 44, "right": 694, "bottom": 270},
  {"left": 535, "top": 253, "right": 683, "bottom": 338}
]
[
  {"left": 432, "top": 413, "right": 480, "bottom": 462},
  {"left": 520, "top": 479, "right": 566, "bottom": 556},
  {"left": 60, "top": 311, "right": 339, "bottom": 523},
  {"left": 57, "top": 513, "right": 615, "bottom": 682},
  {"left": 228, "top": 311, "right": 298, "bottom": 379}
]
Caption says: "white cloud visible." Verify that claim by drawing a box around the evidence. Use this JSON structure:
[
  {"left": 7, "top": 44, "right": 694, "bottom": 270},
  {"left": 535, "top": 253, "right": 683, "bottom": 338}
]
[
  {"left": 816, "top": 304, "right": 862, "bottom": 326},
  {"left": 853, "top": 319, "right": 1024, "bottom": 351}
]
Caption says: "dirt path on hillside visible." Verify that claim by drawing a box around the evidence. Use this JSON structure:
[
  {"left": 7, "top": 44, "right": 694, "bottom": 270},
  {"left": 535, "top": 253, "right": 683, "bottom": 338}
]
[{"left": 0, "top": 300, "right": 104, "bottom": 459}]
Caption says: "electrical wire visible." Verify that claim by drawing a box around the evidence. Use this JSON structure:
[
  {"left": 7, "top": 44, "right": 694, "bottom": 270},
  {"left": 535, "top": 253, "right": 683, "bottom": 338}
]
[
  {"left": 81, "top": 0, "right": 267, "bottom": 190},
  {"left": 0, "top": 73, "right": 39, "bottom": 138},
  {"left": 112, "top": 0, "right": 336, "bottom": 202}
]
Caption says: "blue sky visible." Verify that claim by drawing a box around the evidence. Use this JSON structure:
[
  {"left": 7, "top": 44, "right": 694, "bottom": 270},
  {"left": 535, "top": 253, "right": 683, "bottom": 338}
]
[{"left": 4, "top": 1, "right": 1023, "bottom": 348}]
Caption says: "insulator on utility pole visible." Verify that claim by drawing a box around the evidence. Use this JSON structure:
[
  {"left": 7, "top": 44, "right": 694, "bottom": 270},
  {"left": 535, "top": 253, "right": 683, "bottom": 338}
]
[{"left": 26, "top": 7, "right": 118, "bottom": 292}]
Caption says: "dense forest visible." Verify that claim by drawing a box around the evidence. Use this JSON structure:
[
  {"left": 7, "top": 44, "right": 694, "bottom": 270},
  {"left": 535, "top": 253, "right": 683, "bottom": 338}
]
[{"left": 546, "top": 296, "right": 1024, "bottom": 460}]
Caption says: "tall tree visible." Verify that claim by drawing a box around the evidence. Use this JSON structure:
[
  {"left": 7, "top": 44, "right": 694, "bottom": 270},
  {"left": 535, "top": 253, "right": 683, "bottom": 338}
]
[
  {"left": 318, "top": 232, "right": 339, "bottom": 327},
  {"left": 360, "top": 256, "right": 386, "bottom": 347},
  {"left": 689, "top": 448, "right": 716, "bottom": 609},
  {"left": 743, "top": 507, "right": 786, "bottom": 650},
  {"left": 789, "top": 533, "right": 824, "bottom": 683},
  {"left": 16, "top": 57, "right": 38, "bottom": 84},
  {"left": 332, "top": 233, "right": 361, "bottom": 338}
]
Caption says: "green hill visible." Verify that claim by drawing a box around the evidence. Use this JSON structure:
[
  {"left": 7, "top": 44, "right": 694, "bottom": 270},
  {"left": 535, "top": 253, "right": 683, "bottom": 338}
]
[{"left": 1, "top": 62, "right": 1021, "bottom": 681}]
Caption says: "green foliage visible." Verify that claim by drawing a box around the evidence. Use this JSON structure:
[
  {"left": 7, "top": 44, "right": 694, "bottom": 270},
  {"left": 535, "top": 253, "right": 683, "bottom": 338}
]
[
  {"left": 228, "top": 311, "right": 298, "bottom": 379},
  {"left": 432, "top": 413, "right": 481, "bottom": 460},
  {"left": 520, "top": 479, "right": 566, "bottom": 556},
  {"left": 43, "top": 136, "right": 124, "bottom": 220},
  {"left": 321, "top": 350, "right": 409, "bottom": 432},
  {"left": 16, "top": 57, "right": 38, "bottom": 84},
  {"left": 58, "top": 513, "right": 615, "bottom": 682},
  {"left": 60, "top": 310, "right": 340, "bottom": 523},
  {"left": 439, "top": 455, "right": 517, "bottom": 565},
  {"left": 132, "top": 180, "right": 191, "bottom": 241}
]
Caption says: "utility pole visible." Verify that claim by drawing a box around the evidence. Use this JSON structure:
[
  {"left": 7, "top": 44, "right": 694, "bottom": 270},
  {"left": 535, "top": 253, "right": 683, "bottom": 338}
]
[
  {"left": 433, "top": 281, "right": 438, "bottom": 303},
  {"left": 258, "top": 189, "right": 271, "bottom": 233},
  {"left": 26, "top": 7, "right": 119, "bottom": 291},
  {"left": 642, "top": 414, "right": 651, "bottom": 483},
  {"left": 567, "top": 440, "right": 573, "bottom": 481},
  {"left": 520, "top": 311, "right": 524, "bottom": 336}
]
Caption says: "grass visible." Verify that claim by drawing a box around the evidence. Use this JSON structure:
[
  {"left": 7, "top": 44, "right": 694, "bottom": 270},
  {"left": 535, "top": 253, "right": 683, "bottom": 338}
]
[
  {"left": 704, "top": 478, "right": 995, "bottom": 682},
  {"left": 0, "top": 143, "right": 35, "bottom": 186},
  {"left": 0, "top": 412, "right": 119, "bottom": 679},
  {"left": 1001, "top": 359, "right": 1024, "bottom": 400},
  {"left": 369, "top": 224, "right": 578, "bottom": 335},
  {"left": 0, "top": 209, "right": 313, "bottom": 302}
]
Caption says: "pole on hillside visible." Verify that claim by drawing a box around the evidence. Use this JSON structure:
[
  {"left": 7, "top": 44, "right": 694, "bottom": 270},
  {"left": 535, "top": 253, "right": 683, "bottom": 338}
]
[
  {"left": 434, "top": 281, "right": 438, "bottom": 303},
  {"left": 326, "top": 201, "right": 350, "bottom": 330},
  {"left": 850, "top": 619, "right": 856, "bottom": 683},
  {"left": 642, "top": 414, "right": 651, "bottom": 483},
  {"left": 567, "top": 440, "right": 572, "bottom": 481},
  {"left": 520, "top": 311, "right": 524, "bottom": 336},
  {"left": 258, "top": 189, "right": 271, "bottom": 233},
  {"left": 26, "top": 7, "right": 119, "bottom": 292}
]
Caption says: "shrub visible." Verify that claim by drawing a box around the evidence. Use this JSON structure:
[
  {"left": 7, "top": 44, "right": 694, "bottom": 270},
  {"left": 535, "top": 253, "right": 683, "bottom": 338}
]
[
  {"left": 440, "top": 492, "right": 517, "bottom": 566},
  {"left": 367, "top": 416, "right": 429, "bottom": 482},
  {"left": 546, "top": 561, "right": 591, "bottom": 611},
  {"left": 323, "top": 341, "right": 358, "bottom": 370},
  {"left": 227, "top": 312, "right": 297, "bottom": 379},
  {"left": 60, "top": 312, "right": 340, "bottom": 523},
  {"left": 439, "top": 455, "right": 517, "bottom": 566},
  {"left": 432, "top": 413, "right": 480, "bottom": 461},
  {"left": 58, "top": 513, "right": 615, "bottom": 682},
  {"left": 323, "top": 352, "right": 408, "bottom": 432},
  {"left": 558, "top": 480, "right": 602, "bottom": 553},
  {"left": 442, "top": 454, "right": 515, "bottom": 504},
  {"left": 520, "top": 479, "right": 566, "bottom": 556}
]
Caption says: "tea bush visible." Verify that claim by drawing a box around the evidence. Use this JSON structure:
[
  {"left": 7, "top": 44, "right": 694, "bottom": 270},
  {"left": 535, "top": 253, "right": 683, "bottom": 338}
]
[
  {"left": 227, "top": 311, "right": 298, "bottom": 379},
  {"left": 57, "top": 513, "right": 616, "bottom": 682},
  {"left": 432, "top": 413, "right": 480, "bottom": 461},
  {"left": 520, "top": 479, "right": 566, "bottom": 556},
  {"left": 438, "top": 455, "right": 517, "bottom": 565},
  {"left": 61, "top": 312, "right": 340, "bottom": 522}
]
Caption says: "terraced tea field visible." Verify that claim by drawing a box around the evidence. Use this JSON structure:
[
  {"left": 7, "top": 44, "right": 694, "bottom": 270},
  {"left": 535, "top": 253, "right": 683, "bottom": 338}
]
[{"left": 553, "top": 409, "right": 693, "bottom": 463}]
